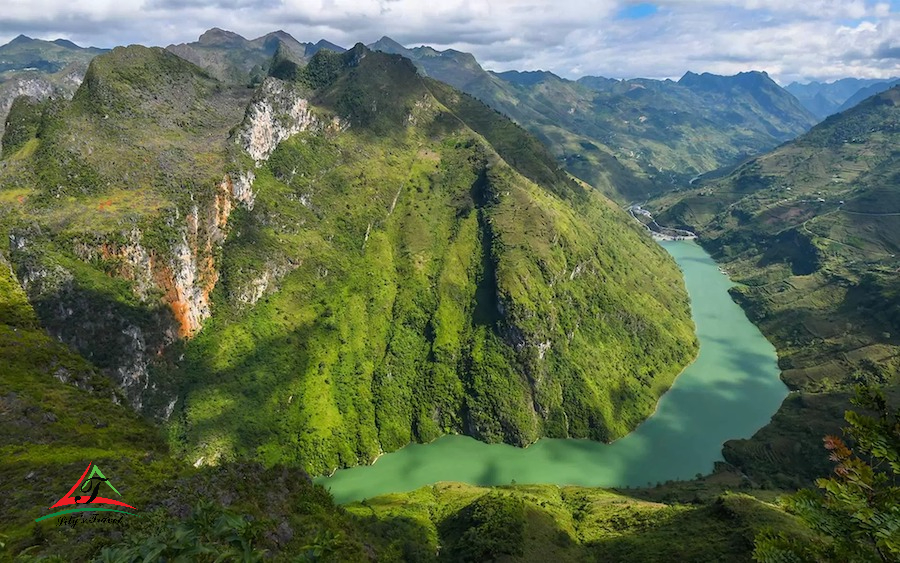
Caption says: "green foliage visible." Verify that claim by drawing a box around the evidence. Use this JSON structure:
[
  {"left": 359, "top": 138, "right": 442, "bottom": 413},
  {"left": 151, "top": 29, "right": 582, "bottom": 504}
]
[
  {"left": 2, "top": 95, "right": 44, "bottom": 158},
  {"left": 95, "top": 500, "right": 268, "bottom": 562},
  {"left": 754, "top": 387, "right": 900, "bottom": 562},
  {"left": 443, "top": 493, "right": 526, "bottom": 561}
]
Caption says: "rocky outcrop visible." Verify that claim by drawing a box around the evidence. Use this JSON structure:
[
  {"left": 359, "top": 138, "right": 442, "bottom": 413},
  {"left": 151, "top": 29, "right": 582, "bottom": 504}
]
[
  {"left": 7, "top": 172, "right": 245, "bottom": 413},
  {"left": 238, "top": 78, "right": 319, "bottom": 164},
  {"left": 232, "top": 78, "right": 344, "bottom": 209}
]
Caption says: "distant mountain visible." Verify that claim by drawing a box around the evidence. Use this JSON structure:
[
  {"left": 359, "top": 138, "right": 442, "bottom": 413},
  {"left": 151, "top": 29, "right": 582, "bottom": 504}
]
[
  {"left": 0, "top": 35, "right": 105, "bottom": 152},
  {"left": 166, "top": 28, "right": 344, "bottom": 84},
  {"left": 836, "top": 77, "right": 900, "bottom": 113},
  {"left": 0, "top": 34, "right": 105, "bottom": 74},
  {"left": 654, "top": 86, "right": 900, "bottom": 487},
  {"left": 370, "top": 37, "right": 817, "bottom": 201},
  {"left": 785, "top": 77, "right": 898, "bottom": 118}
]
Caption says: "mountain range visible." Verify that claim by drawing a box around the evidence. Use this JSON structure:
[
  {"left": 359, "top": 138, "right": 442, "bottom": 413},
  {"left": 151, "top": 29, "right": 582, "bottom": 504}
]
[
  {"left": 785, "top": 76, "right": 900, "bottom": 119},
  {"left": 368, "top": 36, "right": 819, "bottom": 202},
  {"left": 2, "top": 27, "right": 898, "bottom": 561}
]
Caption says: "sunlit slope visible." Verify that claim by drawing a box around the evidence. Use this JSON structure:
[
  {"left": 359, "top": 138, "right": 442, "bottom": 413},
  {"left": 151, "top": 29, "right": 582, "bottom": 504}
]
[
  {"left": 173, "top": 46, "right": 697, "bottom": 475},
  {"left": 1, "top": 43, "right": 697, "bottom": 479}
]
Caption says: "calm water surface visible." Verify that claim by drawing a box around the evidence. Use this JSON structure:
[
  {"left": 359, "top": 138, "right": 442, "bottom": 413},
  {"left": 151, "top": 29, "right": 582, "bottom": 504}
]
[{"left": 318, "top": 241, "right": 787, "bottom": 503}]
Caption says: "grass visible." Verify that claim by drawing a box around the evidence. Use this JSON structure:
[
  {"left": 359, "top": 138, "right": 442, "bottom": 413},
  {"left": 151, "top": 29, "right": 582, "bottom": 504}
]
[{"left": 346, "top": 481, "right": 814, "bottom": 562}]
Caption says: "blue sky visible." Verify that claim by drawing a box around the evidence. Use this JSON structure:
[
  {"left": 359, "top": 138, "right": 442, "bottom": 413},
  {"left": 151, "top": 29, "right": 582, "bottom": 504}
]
[{"left": 1, "top": 0, "right": 898, "bottom": 83}]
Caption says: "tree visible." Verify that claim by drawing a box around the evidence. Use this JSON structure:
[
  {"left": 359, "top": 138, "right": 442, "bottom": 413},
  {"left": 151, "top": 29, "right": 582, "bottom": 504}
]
[{"left": 754, "top": 387, "right": 900, "bottom": 562}]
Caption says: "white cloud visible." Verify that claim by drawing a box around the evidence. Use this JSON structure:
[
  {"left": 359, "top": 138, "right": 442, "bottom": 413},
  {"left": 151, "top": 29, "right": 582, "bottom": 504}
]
[{"left": 0, "top": 0, "right": 898, "bottom": 83}]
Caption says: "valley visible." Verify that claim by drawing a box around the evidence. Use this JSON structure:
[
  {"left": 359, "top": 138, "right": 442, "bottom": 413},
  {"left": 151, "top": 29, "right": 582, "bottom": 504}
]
[
  {"left": 1, "top": 20, "right": 898, "bottom": 562},
  {"left": 320, "top": 240, "right": 786, "bottom": 503}
]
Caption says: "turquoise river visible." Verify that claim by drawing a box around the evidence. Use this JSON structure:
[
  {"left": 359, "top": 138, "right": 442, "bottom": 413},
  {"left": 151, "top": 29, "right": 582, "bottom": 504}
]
[{"left": 318, "top": 240, "right": 788, "bottom": 503}]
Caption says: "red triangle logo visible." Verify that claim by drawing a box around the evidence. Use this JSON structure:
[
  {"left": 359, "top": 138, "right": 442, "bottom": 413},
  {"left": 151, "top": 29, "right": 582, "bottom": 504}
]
[{"left": 50, "top": 462, "right": 136, "bottom": 510}]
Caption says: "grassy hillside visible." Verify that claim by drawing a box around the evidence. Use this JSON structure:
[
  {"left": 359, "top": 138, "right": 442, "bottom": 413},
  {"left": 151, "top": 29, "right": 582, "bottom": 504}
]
[
  {"left": 369, "top": 38, "right": 817, "bottom": 202},
  {"left": 171, "top": 46, "right": 697, "bottom": 475},
  {"left": 346, "top": 482, "right": 812, "bottom": 562},
  {"left": 0, "top": 43, "right": 697, "bottom": 481},
  {"left": 652, "top": 86, "right": 900, "bottom": 487}
]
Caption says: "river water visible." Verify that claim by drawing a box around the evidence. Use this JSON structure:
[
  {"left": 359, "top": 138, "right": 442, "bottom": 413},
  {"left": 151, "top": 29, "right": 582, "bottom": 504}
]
[{"left": 317, "top": 241, "right": 787, "bottom": 503}]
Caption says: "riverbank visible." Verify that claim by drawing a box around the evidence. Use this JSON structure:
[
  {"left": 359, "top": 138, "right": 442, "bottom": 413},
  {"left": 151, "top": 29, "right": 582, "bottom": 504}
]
[{"left": 318, "top": 241, "right": 787, "bottom": 503}]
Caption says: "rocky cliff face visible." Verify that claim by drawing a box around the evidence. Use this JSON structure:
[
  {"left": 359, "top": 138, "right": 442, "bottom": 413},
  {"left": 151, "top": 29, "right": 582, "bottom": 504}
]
[
  {"left": 8, "top": 184, "right": 235, "bottom": 411},
  {"left": 0, "top": 47, "right": 254, "bottom": 416}
]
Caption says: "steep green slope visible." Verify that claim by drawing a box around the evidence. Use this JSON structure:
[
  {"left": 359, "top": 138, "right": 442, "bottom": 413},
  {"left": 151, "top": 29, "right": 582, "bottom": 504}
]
[
  {"left": 369, "top": 37, "right": 817, "bottom": 201},
  {"left": 652, "top": 86, "right": 900, "bottom": 487},
  {"left": 172, "top": 45, "right": 697, "bottom": 475},
  {"left": 1, "top": 44, "right": 696, "bottom": 480},
  {"left": 0, "top": 254, "right": 438, "bottom": 562},
  {"left": 0, "top": 45, "right": 254, "bottom": 414}
]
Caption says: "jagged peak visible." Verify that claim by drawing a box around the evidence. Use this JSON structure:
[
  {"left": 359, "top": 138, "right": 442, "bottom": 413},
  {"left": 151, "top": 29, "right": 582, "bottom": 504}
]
[
  {"left": 197, "top": 27, "right": 248, "bottom": 46},
  {"left": 304, "top": 39, "right": 347, "bottom": 57},
  {"left": 369, "top": 36, "right": 408, "bottom": 53}
]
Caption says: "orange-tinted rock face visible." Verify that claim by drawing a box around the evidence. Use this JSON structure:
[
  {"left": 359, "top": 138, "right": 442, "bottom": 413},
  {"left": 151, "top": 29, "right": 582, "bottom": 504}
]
[{"left": 78, "top": 174, "right": 238, "bottom": 339}]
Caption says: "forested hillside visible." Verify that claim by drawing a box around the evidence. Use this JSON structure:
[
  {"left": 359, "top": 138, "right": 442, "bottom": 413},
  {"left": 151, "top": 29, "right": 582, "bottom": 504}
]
[
  {"left": 0, "top": 42, "right": 697, "bottom": 480},
  {"left": 653, "top": 86, "right": 900, "bottom": 487}
]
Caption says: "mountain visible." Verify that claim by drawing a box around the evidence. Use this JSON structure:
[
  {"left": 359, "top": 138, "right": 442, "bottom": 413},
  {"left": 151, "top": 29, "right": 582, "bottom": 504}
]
[
  {"left": 785, "top": 77, "right": 898, "bottom": 118},
  {"left": 836, "top": 77, "right": 900, "bottom": 113},
  {"left": 0, "top": 43, "right": 697, "bottom": 479},
  {"left": 369, "top": 37, "right": 817, "bottom": 201},
  {"left": 0, "top": 35, "right": 105, "bottom": 152},
  {"left": 0, "top": 241, "right": 802, "bottom": 561},
  {"left": 653, "top": 86, "right": 900, "bottom": 487},
  {"left": 0, "top": 34, "right": 105, "bottom": 74},
  {"left": 165, "top": 28, "right": 345, "bottom": 84}
]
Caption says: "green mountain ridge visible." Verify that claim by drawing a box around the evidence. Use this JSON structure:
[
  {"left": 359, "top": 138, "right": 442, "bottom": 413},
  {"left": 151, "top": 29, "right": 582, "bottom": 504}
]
[
  {"left": 368, "top": 37, "right": 818, "bottom": 202},
  {"left": 0, "top": 42, "right": 697, "bottom": 481},
  {"left": 652, "top": 85, "right": 900, "bottom": 487}
]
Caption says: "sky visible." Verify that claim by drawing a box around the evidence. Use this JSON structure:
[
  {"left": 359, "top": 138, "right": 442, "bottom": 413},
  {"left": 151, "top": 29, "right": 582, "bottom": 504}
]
[{"left": 2, "top": 0, "right": 899, "bottom": 84}]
